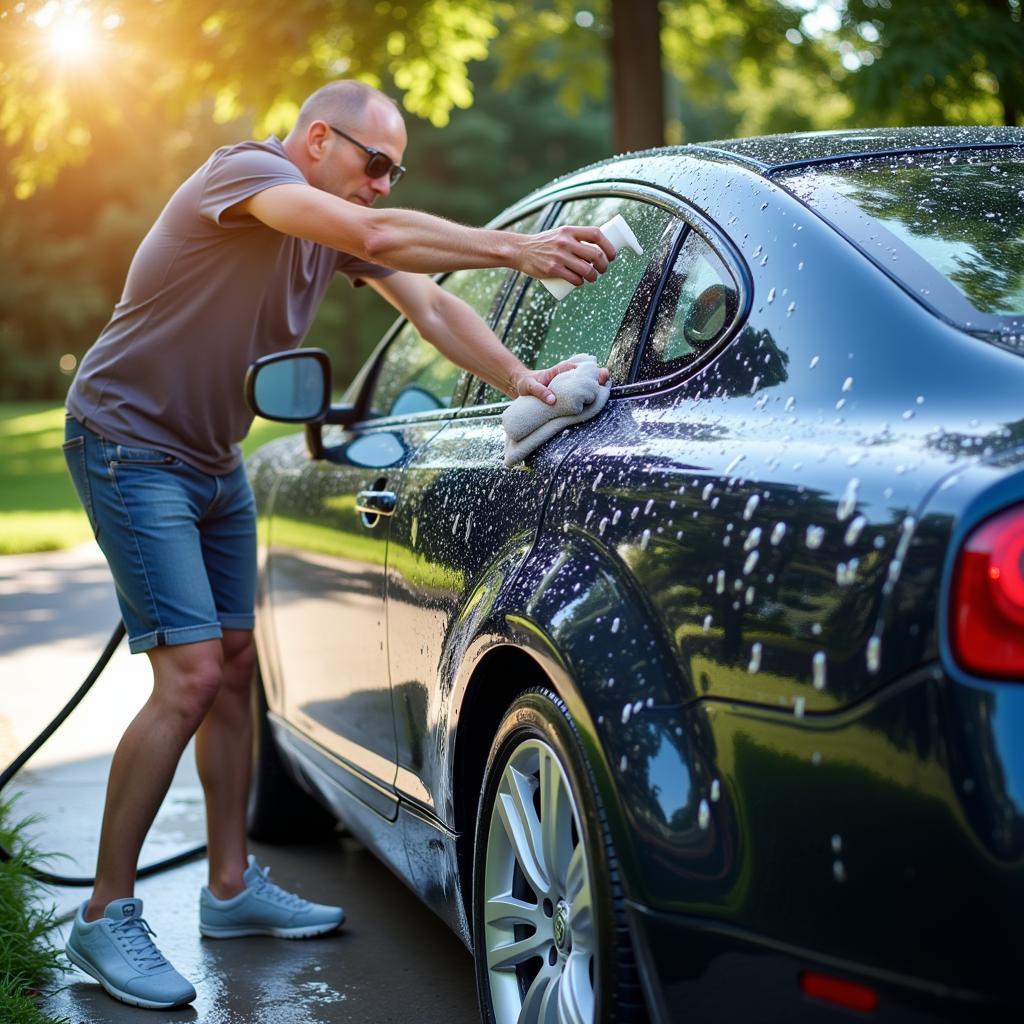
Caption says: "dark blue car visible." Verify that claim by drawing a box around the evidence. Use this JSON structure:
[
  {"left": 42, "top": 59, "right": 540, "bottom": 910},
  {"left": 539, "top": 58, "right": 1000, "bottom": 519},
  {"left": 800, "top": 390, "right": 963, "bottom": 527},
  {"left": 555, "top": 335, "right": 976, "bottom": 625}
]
[{"left": 245, "top": 126, "right": 1024, "bottom": 1023}]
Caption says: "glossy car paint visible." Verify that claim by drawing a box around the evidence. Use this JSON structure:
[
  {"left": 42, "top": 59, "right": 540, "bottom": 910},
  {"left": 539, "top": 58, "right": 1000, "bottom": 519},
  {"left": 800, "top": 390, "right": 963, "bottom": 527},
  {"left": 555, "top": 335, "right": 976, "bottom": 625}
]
[{"left": 248, "top": 127, "right": 1024, "bottom": 1021}]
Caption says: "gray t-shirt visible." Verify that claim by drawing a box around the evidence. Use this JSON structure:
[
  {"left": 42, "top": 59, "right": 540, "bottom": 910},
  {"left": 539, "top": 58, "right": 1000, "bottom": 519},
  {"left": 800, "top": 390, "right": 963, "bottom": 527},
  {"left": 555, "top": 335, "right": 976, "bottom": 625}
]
[{"left": 66, "top": 136, "right": 394, "bottom": 474}]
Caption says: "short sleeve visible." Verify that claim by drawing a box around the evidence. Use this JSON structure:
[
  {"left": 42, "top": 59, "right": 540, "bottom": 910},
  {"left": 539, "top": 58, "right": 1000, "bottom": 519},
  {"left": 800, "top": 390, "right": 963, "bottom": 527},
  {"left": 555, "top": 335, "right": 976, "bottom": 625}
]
[
  {"left": 198, "top": 142, "right": 307, "bottom": 228},
  {"left": 336, "top": 252, "right": 396, "bottom": 288}
]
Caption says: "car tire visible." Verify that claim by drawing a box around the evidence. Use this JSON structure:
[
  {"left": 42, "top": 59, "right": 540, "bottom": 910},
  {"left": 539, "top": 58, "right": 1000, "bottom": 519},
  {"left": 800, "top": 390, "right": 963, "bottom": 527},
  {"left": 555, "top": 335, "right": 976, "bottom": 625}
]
[
  {"left": 247, "top": 666, "right": 337, "bottom": 843},
  {"left": 472, "top": 687, "right": 645, "bottom": 1024}
]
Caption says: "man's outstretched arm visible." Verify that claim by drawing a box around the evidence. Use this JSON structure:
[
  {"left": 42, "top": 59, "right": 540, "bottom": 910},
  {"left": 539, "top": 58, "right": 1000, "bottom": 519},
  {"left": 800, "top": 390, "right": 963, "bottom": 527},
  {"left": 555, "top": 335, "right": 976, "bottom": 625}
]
[
  {"left": 239, "top": 183, "right": 615, "bottom": 288},
  {"left": 367, "top": 272, "right": 608, "bottom": 405}
]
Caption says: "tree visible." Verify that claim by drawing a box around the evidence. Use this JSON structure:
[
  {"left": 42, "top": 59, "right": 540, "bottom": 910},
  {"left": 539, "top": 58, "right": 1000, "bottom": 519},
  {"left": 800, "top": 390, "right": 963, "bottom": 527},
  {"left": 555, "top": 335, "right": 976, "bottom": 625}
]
[{"left": 835, "top": 0, "right": 1024, "bottom": 126}]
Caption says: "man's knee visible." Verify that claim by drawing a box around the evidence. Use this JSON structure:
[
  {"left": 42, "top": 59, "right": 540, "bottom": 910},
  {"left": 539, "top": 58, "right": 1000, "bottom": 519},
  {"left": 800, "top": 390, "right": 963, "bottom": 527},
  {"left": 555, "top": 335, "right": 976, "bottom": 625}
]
[
  {"left": 150, "top": 642, "right": 224, "bottom": 723},
  {"left": 221, "top": 630, "right": 256, "bottom": 696}
]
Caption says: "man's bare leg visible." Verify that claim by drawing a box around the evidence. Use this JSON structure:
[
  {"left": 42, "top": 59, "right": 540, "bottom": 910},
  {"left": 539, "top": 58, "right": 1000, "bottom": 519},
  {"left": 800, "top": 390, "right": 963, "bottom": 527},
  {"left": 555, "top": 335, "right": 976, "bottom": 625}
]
[
  {"left": 84, "top": 639, "right": 225, "bottom": 921},
  {"left": 194, "top": 628, "right": 256, "bottom": 900}
]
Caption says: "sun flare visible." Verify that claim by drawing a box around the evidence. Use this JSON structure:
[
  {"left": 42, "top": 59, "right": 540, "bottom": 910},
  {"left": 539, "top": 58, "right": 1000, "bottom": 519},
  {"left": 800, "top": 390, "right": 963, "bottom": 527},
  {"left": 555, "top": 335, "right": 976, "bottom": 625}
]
[{"left": 31, "top": 2, "right": 100, "bottom": 63}]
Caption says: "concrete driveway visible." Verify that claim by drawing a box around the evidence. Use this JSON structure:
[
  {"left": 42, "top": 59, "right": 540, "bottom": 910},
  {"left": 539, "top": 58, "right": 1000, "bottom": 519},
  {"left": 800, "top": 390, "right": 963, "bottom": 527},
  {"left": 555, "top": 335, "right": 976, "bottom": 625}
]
[{"left": 1, "top": 544, "right": 480, "bottom": 1023}]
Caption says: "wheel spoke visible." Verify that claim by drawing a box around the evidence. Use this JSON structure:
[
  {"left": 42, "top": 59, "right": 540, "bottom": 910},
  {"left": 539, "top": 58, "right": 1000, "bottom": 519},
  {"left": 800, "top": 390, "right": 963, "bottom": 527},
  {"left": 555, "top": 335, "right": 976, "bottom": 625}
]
[
  {"left": 496, "top": 765, "right": 550, "bottom": 897},
  {"left": 487, "top": 927, "right": 551, "bottom": 972},
  {"left": 556, "top": 951, "right": 593, "bottom": 1024},
  {"left": 486, "top": 892, "right": 546, "bottom": 932},
  {"left": 518, "top": 963, "right": 559, "bottom": 1024},
  {"left": 565, "top": 845, "right": 594, "bottom": 953},
  {"left": 539, "top": 749, "right": 573, "bottom": 894}
]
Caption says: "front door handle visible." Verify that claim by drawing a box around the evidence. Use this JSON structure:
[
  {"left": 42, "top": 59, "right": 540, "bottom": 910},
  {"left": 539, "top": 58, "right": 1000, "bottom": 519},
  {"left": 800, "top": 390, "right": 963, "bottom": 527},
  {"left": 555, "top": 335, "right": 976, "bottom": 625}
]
[{"left": 356, "top": 489, "right": 397, "bottom": 518}]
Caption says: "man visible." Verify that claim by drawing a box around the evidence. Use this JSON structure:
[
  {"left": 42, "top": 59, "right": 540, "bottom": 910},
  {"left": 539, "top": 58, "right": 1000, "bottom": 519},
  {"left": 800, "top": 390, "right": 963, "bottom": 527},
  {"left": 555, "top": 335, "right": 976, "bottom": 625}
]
[{"left": 60, "top": 79, "right": 613, "bottom": 1010}]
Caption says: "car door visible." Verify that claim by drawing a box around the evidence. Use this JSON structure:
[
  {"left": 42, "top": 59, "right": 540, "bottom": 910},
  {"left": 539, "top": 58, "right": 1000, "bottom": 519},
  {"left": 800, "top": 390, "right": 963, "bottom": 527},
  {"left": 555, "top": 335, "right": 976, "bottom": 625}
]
[
  {"left": 385, "top": 190, "right": 686, "bottom": 823},
  {"left": 265, "top": 264, "right": 515, "bottom": 818}
]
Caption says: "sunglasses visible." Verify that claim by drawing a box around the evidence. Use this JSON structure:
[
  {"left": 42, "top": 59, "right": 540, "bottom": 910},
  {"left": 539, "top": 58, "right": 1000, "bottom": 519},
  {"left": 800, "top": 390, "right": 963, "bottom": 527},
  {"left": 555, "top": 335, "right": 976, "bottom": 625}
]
[{"left": 328, "top": 125, "right": 406, "bottom": 186}]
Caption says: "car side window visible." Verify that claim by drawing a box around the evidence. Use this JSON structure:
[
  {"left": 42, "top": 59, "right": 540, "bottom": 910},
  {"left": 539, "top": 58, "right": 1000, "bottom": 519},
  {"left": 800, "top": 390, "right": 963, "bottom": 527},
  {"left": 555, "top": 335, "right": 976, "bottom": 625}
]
[
  {"left": 367, "top": 212, "right": 547, "bottom": 418},
  {"left": 637, "top": 230, "right": 739, "bottom": 381},
  {"left": 476, "top": 196, "right": 676, "bottom": 404}
]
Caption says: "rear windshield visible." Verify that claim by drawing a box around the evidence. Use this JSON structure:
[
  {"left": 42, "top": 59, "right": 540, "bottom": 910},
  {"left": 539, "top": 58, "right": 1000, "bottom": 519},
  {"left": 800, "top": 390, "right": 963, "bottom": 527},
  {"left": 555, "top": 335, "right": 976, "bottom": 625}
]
[{"left": 777, "top": 149, "right": 1024, "bottom": 334}]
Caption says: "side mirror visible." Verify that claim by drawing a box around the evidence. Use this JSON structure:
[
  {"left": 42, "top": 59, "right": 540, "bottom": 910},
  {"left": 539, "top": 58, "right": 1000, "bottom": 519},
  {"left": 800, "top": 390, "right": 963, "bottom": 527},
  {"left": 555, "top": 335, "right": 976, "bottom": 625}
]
[{"left": 245, "top": 349, "right": 331, "bottom": 422}]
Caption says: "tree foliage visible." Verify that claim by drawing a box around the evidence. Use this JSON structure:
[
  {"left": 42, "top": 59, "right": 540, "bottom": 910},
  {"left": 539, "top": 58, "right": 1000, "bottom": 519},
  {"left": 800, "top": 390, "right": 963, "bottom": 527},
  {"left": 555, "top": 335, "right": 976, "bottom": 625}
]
[
  {"left": 1, "top": 0, "right": 510, "bottom": 196},
  {"left": 834, "top": 0, "right": 1024, "bottom": 126}
]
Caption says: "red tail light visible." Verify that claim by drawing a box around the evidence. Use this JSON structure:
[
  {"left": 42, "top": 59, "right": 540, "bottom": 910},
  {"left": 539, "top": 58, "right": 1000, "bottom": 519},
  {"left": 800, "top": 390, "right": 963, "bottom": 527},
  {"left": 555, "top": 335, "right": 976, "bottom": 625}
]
[
  {"left": 952, "top": 505, "right": 1024, "bottom": 678},
  {"left": 799, "top": 971, "right": 878, "bottom": 1012}
]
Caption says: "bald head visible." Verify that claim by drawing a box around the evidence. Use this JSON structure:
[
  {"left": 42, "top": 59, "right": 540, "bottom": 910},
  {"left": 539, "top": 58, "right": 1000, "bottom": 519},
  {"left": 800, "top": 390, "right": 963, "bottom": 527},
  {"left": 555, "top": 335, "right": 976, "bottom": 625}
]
[
  {"left": 283, "top": 79, "right": 408, "bottom": 205},
  {"left": 291, "top": 80, "right": 401, "bottom": 136}
]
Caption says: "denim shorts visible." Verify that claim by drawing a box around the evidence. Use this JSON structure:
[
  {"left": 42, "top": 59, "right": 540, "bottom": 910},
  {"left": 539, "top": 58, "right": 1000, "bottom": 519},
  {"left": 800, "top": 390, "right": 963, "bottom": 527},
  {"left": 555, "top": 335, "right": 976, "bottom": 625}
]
[{"left": 63, "top": 416, "right": 256, "bottom": 654}]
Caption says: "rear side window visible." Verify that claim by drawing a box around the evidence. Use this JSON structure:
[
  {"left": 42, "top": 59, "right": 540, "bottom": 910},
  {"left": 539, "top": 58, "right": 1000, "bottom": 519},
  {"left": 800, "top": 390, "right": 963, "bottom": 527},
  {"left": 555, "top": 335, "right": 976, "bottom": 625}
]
[
  {"left": 474, "top": 196, "right": 678, "bottom": 404},
  {"left": 778, "top": 149, "right": 1024, "bottom": 336},
  {"left": 637, "top": 231, "right": 739, "bottom": 381}
]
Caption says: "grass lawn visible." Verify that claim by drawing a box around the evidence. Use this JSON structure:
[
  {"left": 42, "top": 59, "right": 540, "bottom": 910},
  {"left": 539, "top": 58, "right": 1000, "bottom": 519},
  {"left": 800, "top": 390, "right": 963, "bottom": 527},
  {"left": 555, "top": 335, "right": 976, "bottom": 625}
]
[{"left": 0, "top": 403, "right": 301, "bottom": 555}]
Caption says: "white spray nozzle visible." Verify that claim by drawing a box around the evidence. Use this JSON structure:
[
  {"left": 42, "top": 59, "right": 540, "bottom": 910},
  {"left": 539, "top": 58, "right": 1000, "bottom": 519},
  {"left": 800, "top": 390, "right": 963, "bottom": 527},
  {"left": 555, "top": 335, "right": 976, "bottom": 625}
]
[{"left": 541, "top": 213, "right": 644, "bottom": 301}]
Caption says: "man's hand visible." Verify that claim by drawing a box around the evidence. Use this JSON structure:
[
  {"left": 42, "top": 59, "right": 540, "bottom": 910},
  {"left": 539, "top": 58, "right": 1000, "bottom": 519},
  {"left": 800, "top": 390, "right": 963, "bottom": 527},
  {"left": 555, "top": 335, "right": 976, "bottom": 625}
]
[
  {"left": 514, "top": 361, "right": 611, "bottom": 405},
  {"left": 518, "top": 226, "right": 617, "bottom": 286}
]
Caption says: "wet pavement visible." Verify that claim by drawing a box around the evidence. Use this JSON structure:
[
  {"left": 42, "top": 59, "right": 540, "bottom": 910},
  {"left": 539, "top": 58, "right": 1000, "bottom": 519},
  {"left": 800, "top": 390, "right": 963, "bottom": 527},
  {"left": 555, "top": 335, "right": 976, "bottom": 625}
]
[{"left": 1, "top": 544, "right": 480, "bottom": 1023}]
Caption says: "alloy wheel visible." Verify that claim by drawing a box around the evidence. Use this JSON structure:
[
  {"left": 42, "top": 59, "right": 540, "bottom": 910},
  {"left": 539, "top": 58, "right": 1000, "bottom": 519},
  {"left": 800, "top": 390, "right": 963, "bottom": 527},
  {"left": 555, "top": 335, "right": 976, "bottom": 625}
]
[{"left": 482, "top": 738, "right": 597, "bottom": 1024}]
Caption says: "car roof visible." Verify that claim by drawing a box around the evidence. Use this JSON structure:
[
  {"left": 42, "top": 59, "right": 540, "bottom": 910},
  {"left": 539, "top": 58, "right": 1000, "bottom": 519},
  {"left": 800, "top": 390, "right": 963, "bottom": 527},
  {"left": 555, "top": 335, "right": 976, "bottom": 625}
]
[
  {"left": 689, "top": 125, "right": 1024, "bottom": 173},
  {"left": 552, "top": 125, "right": 1024, "bottom": 184}
]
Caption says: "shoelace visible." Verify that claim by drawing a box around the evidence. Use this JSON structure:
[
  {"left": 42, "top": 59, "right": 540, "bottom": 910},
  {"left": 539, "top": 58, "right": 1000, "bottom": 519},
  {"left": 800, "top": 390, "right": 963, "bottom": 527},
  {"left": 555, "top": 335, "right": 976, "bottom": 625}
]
[
  {"left": 251, "top": 865, "right": 311, "bottom": 910},
  {"left": 112, "top": 916, "right": 167, "bottom": 969}
]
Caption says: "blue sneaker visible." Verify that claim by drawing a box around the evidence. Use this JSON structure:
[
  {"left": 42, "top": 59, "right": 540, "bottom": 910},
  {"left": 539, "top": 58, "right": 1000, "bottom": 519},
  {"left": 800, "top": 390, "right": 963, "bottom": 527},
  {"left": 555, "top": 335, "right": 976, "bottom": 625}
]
[
  {"left": 199, "top": 855, "right": 345, "bottom": 939},
  {"left": 65, "top": 898, "right": 196, "bottom": 1010}
]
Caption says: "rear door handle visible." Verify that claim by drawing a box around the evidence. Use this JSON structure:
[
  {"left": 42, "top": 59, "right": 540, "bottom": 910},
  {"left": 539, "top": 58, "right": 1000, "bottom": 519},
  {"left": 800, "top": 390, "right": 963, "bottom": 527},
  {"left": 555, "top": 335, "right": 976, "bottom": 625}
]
[{"left": 356, "top": 489, "right": 397, "bottom": 517}]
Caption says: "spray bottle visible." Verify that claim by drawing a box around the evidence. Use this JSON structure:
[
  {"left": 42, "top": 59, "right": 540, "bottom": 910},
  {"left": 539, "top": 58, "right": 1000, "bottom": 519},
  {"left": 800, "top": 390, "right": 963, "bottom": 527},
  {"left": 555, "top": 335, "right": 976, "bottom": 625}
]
[{"left": 541, "top": 213, "right": 644, "bottom": 301}]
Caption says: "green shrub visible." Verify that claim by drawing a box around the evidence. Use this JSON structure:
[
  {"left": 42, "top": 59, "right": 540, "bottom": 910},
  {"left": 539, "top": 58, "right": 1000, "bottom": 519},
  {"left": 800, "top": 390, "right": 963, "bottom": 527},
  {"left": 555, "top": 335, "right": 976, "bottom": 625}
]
[{"left": 0, "top": 799, "right": 69, "bottom": 1024}]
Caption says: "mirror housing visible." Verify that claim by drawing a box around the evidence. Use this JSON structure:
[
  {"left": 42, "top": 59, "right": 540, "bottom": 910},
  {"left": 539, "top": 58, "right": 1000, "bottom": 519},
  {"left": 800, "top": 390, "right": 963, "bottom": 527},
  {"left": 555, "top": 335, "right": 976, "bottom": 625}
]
[
  {"left": 245, "top": 349, "right": 361, "bottom": 459},
  {"left": 245, "top": 349, "right": 331, "bottom": 422}
]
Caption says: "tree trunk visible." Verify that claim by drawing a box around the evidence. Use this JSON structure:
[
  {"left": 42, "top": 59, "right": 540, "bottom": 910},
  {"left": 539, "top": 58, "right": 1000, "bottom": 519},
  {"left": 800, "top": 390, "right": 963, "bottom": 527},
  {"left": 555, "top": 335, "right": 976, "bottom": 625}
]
[{"left": 609, "top": 0, "right": 665, "bottom": 154}]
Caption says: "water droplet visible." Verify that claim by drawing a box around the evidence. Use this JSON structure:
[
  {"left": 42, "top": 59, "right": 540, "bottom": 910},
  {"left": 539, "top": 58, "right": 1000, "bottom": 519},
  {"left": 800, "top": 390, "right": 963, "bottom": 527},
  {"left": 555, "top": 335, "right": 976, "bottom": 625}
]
[
  {"left": 620, "top": 754, "right": 628, "bottom": 772},
  {"left": 611, "top": 617, "right": 621, "bottom": 634},
  {"left": 770, "top": 522, "right": 787, "bottom": 545},
  {"left": 716, "top": 570, "right": 726, "bottom": 595},
  {"left": 833, "top": 860, "right": 847, "bottom": 883},
  {"left": 725, "top": 454, "right": 745, "bottom": 475},
  {"left": 702, "top": 614, "right": 713, "bottom": 633},
  {"left": 748, "top": 642, "right": 763, "bottom": 673},
  {"left": 766, "top": 287, "right": 776, "bottom": 304},
  {"left": 844, "top": 515, "right": 866, "bottom": 546},
  {"left": 612, "top": 509, "right": 622, "bottom": 525},
  {"left": 812, "top": 651, "right": 827, "bottom": 690},
  {"left": 836, "top": 558, "right": 859, "bottom": 585},
  {"left": 710, "top": 778, "right": 721, "bottom": 802},
  {"left": 702, "top": 482, "right": 714, "bottom": 501},
  {"left": 842, "top": 376, "right": 854, "bottom": 392},
  {"left": 806, "top": 525, "right": 825, "bottom": 549},
  {"left": 866, "top": 635, "right": 881, "bottom": 674},
  {"left": 593, "top": 470, "right": 604, "bottom": 491},
  {"left": 793, "top": 696, "right": 806, "bottom": 718},
  {"left": 786, "top": 302, "right": 797, "bottom": 316},
  {"left": 836, "top": 477, "right": 860, "bottom": 521},
  {"left": 621, "top": 703, "right": 632, "bottom": 724},
  {"left": 831, "top": 834, "right": 843, "bottom": 853},
  {"left": 640, "top": 528, "right": 651, "bottom": 551},
  {"left": 743, "top": 494, "right": 760, "bottom": 520},
  {"left": 743, "top": 550, "right": 760, "bottom": 575},
  {"left": 743, "top": 527, "right": 762, "bottom": 552},
  {"left": 698, "top": 799, "right": 711, "bottom": 830},
  {"left": 809, "top": 355, "right": 819, "bottom": 369}
]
